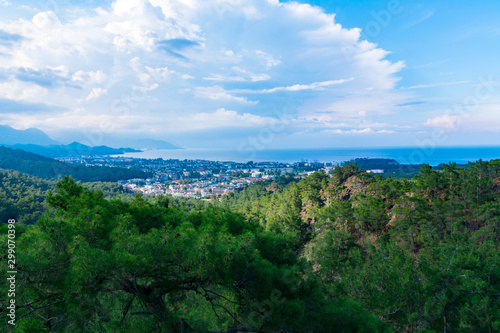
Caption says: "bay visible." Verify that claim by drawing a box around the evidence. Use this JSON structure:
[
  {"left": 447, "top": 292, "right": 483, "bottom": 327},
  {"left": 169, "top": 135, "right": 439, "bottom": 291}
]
[{"left": 116, "top": 146, "right": 500, "bottom": 166}]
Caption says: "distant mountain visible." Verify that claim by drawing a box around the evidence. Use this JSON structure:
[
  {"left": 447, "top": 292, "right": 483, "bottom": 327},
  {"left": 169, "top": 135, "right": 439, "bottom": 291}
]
[
  {"left": 6, "top": 142, "right": 141, "bottom": 158},
  {"left": 57, "top": 133, "right": 182, "bottom": 150},
  {"left": 124, "top": 138, "right": 181, "bottom": 150},
  {"left": 1, "top": 124, "right": 181, "bottom": 151},
  {"left": 0, "top": 146, "right": 152, "bottom": 182},
  {"left": 80, "top": 137, "right": 182, "bottom": 150},
  {"left": 0, "top": 124, "right": 60, "bottom": 146}
]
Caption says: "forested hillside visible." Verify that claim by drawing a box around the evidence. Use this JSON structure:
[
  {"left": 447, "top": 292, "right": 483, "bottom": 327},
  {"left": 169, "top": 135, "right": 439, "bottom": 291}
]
[
  {"left": 220, "top": 161, "right": 500, "bottom": 332},
  {"left": 0, "top": 169, "right": 131, "bottom": 225},
  {"left": 0, "top": 146, "right": 152, "bottom": 182},
  {"left": 0, "top": 170, "right": 54, "bottom": 225},
  {"left": 1, "top": 160, "right": 499, "bottom": 332},
  {"left": 1, "top": 177, "right": 386, "bottom": 332}
]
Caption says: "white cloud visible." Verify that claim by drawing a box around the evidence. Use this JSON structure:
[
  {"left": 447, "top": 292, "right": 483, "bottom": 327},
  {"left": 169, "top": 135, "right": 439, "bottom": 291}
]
[
  {"left": 86, "top": 88, "right": 107, "bottom": 101},
  {"left": 425, "top": 114, "right": 458, "bottom": 129},
  {"left": 195, "top": 86, "right": 257, "bottom": 104},
  {"left": 401, "top": 10, "right": 434, "bottom": 30},
  {"left": 254, "top": 78, "right": 353, "bottom": 93},
  {"left": 255, "top": 50, "right": 281, "bottom": 69},
  {"left": 321, "top": 128, "right": 394, "bottom": 135},
  {"left": 182, "top": 108, "right": 276, "bottom": 129},
  {"left": 72, "top": 70, "right": 108, "bottom": 84},
  {"left": 105, "top": 0, "right": 203, "bottom": 53},
  {"left": 32, "top": 11, "right": 61, "bottom": 30},
  {"left": 204, "top": 67, "right": 270, "bottom": 82},
  {"left": 0, "top": 80, "right": 48, "bottom": 102},
  {"left": 407, "top": 81, "right": 469, "bottom": 89},
  {"left": 0, "top": 0, "right": 409, "bottom": 145}
]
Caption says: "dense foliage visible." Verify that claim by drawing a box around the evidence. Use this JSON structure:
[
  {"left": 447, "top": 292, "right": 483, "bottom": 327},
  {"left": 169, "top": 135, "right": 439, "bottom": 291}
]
[
  {"left": 220, "top": 161, "right": 500, "bottom": 332},
  {"left": 352, "top": 158, "right": 423, "bottom": 178},
  {"left": 0, "top": 169, "right": 130, "bottom": 225},
  {"left": 0, "top": 170, "right": 53, "bottom": 225},
  {"left": 0, "top": 146, "right": 152, "bottom": 182},
  {"left": 1, "top": 159, "right": 499, "bottom": 332},
  {"left": 1, "top": 177, "right": 385, "bottom": 332}
]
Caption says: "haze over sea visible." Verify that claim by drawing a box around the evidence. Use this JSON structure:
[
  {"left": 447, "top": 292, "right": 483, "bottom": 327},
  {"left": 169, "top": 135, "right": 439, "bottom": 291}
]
[{"left": 118, "top": 146, "right": 500, "bottom": 166}]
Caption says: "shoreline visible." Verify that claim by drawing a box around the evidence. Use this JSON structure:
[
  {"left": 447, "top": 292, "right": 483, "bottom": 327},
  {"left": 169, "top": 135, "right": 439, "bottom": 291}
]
[{"left": 112, "top": 146, "right": 500, "bottom": 166}]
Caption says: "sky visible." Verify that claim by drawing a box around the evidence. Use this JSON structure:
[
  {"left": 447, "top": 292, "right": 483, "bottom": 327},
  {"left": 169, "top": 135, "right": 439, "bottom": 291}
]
[{"left": 0, "top": 0, "right": 499, "bottom": 149}]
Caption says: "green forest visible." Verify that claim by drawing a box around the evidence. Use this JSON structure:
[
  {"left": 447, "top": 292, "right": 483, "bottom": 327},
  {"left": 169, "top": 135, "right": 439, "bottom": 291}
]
[
  {"left": 0, "top": 146, "right": 151, "bottom": 182},
  {"left": 1, "top": 160, "right": 499, "bottom": 332}
]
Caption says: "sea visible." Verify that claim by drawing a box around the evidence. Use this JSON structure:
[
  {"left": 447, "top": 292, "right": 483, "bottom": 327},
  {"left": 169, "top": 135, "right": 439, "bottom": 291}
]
[{"left": 117, "top": 146, "right": 500, "bottom": 166}]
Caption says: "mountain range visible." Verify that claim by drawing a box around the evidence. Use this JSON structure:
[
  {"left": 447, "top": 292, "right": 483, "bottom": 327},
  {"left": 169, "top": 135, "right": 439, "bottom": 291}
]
[
  {"left": 0, "top": 125, "right": 180, "bottom": 157},
  {"left": 6, "top": 142, "right": 140, "bottom": 158}
]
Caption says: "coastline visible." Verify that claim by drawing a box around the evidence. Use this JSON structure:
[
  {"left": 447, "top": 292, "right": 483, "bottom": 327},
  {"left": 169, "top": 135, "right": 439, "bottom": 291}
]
[{"left": 114, "top": 146, "right": 500, "bottom": 166}]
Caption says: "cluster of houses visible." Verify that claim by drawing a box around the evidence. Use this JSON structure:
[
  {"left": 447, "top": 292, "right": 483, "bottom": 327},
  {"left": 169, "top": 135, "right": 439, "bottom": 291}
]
[
  {"left": 119, "top": 175, "right": 275, "bottom": 198},
  {"left": 59, "top": 156, "right": 386, "bottom": 198}
]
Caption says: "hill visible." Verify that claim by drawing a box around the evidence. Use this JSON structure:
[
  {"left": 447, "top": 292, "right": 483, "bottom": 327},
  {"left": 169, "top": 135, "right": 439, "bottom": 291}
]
[
  {"left": 0, "top": 169, "right": 53, "bottom": 225},
  {"left": 348, "top": 157, "right": 422, "bottom": 178},
  {"left": 7, "top": 141, "right": 140, "bottom": 158},
  {"left": 0, "top": 169, "right": 129, "bottom": 225},
  {"left": 56, "top": 133, "right": 182, "bottom": 150},
  {"left": 0, "top": 124, "right": 59, "bottom": 146},
  {"left": 0, "top": 146, "right": 152, "bottom": 182},
  {"left": 219, "top": 161, "right": 500, "bottom": 332}
]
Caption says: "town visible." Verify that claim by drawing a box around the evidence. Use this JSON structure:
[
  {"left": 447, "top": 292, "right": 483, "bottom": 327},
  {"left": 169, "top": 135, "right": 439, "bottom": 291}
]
[{"left": 57, "top": 156, "right": 339, "bottom": 198}]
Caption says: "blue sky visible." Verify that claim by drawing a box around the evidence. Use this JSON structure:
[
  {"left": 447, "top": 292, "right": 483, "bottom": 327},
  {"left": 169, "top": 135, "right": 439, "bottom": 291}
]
[{"left": 0, "top": 0, "right": 499, "bottom": 149}]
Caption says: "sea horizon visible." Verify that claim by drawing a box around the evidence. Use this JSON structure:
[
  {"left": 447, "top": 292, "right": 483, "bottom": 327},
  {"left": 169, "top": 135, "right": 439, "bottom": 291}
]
[{"left": 115, "top": 146, "right": 500, "bottom": 166}]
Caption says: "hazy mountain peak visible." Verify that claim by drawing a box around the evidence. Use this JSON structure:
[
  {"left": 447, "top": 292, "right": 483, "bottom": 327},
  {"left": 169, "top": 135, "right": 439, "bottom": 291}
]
[{"left": 0, "top": 124, "right": 60, "bottom": 146}]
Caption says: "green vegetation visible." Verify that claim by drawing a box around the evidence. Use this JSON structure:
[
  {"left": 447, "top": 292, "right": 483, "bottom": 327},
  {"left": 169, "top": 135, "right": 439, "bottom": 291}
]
[
  {"left": 1, "top": 177, "right": 386, "bottom": 332},
  {"left": 0, "top": 170, "right": 53, "bottom": 225},
  {"left": 1, "top": 159, "right": 499, "bottom": 332},
  {"left": 0, "top": 146, "right": 152, "bottom": 182},
  {"left": 350, "top": 158, "right": 423, "bottom": 178},
  {"left": 219, "top": 160, "right": 500, "bottom": 332},
  {"left": 0, "top": 169, "right": 134, "bottom": 225}
]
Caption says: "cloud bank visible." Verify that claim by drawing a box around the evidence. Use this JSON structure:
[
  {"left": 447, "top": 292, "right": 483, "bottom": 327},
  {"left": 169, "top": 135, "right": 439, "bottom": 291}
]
[{"left": 0, "top": 0, "right": 411, "bottom": 147}]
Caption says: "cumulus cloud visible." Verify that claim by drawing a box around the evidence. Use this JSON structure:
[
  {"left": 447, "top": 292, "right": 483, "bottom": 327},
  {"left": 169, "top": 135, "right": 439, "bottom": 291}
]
[
  {"left": 72, "top": 70, "right": 108, "bottom": 84},
  {"left": 425, "top": 114, "right": 458, "bottom": 129},
  {"left": 183, "top": 108, "right": 276, "bottom": 129},
  {"left": 0, "top": 79, "right": 48, "bottom": 102},
  {"left": 0, "top": 0, "right": 410, "bottom": 146}
]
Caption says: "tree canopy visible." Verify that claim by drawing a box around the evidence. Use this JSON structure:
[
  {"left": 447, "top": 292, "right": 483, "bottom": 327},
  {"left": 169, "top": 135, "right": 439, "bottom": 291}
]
[
  {"left": 1, "top": 177, "right": 386, "bottom": 332},
  {"left": 2, "top": 159, "right": 500, "bottom": 332}
]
